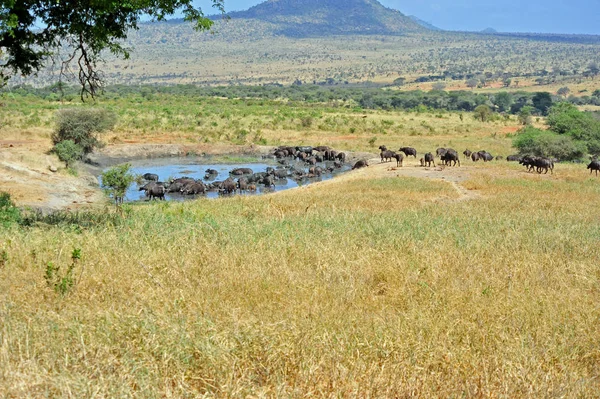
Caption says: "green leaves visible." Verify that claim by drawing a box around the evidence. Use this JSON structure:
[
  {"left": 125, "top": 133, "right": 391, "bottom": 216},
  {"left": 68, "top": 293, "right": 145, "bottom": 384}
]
[{"left": 0, "top": 0, "right": 225, "bottom": 96}]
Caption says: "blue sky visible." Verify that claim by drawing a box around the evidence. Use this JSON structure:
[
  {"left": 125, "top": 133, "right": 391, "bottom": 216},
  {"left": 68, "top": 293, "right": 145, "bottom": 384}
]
[{"left": 195, "top": 0, "right": 600, "bottom": 35}]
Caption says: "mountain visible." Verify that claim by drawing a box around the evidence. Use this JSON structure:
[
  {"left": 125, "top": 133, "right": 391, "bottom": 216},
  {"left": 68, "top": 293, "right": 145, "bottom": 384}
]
[
  {"left": 225, "top": 0, "right": 426, "bottom": 37},
  {"left": 408, "top": 15, "right": 442, "bottom": 31},
  {"left": 481, "top": 27, "right": 498, "bottom": 33}
]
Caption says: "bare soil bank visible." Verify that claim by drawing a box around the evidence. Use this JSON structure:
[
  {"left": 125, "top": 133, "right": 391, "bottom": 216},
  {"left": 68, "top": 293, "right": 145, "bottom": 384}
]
[{"left": 1, "top": 143, "right": 378, "bottom": 212}]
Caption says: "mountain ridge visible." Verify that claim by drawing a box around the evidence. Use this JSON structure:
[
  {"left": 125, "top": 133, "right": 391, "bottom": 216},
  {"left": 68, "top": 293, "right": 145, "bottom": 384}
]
[{"left": 221, "top": 0, "right": 426, "bottom": 37}]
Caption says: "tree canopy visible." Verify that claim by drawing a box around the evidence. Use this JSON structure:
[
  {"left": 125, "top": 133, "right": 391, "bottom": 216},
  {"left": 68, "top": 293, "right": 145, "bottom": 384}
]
[{"left": 0, "top": 0, "right": 225, "bottom": 97}]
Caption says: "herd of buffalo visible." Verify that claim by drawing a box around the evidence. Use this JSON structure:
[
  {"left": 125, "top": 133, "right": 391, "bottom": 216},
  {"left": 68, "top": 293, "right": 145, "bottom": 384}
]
[
  {"left": 376, "top": 145, "right": 600, "bottom": 176},
  {"left": 137, "top": 144, "right": 600, "bottom": 201},
  {"left": 138, "top": 145, "right": 350, "bottom": 200}
]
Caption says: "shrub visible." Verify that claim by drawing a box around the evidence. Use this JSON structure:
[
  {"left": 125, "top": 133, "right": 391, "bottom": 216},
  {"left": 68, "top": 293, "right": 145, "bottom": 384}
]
[
  {"left": 513, "top": 126, "right": 586, "bottom": 161},
  {"left": 52, "top": 108, "right": 116, "bottom": 155},
  {"left": 101, "top": 163, "right": 136, "bottom": 205},
  {"left": 53, "top": 139, "right": 84, "bottom": 168},
  {"left": 0, "top": 192, "right": 22, "bottom": 227},
  {"left": 473, "top": 105, "right": 492, "bottom": 122}
]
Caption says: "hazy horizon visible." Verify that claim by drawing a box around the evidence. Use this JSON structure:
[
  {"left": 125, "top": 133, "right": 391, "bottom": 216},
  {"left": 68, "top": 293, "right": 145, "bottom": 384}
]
[{"left": 193, "top": 0, "right": 600, "bottom": 35}]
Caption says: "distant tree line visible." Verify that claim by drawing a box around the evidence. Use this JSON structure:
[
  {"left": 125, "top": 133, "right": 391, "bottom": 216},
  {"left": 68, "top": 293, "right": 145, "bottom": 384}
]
[{"left": 5, "top": 83, "right": 600, "bottom": 117}]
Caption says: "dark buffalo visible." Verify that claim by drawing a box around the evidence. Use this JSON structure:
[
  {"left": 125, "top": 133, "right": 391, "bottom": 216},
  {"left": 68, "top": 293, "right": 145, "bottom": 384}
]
[
  {"left": 335, "top": 152, "right": 346, "bottom": 163},
  {"left": 274, "top": 150, "right": 286, "bottom": 159},
  {"left": 143, "top": 173, "right": 159, "bottom": 181},
  {"left": 534, "top": 157, "right": 554, "bottom": 174},
  {"left": 183, "top": 182, "right": 206, "bottom": 195},
  {"left": 463, "top": 149, "right": 472, "bottom": 159},
  {"left": 471, "top": 152, "right": 480, "bottom": 162},
  {"left": 271, "top": 169, "right": 289, "bottom": 179},
  {"left": 296, "top": 146, "right": 313, "bottom": 155},
  {"left": 506, "top": 154, "right": 521, "bottom": 162},
  {"left": 477, "top": 151, "right": 493, "bottom": 162},
  {"left": 378, "top": 145, "right": 387, "bottom": 152},
  {"left": 441, "top": 149, "right": 460, "bottom": 166},
  {"left": 436, "top": 148, "right": 447, "bottom": 158},
  {"left": 380, "top": 150, "right": 396, "bottom": 163},
  {"left": 238, "top": 177, "right": 248, "bottom": 192},
  {"left": 261, "top": 175, "right": 275, "bottom": 188},
  {"left": 248, "top": 172, "right": 268, "bottom": 184},
  {"left": 221, "top": 180, "right": 237, "bottom": 194},
  {"left": 519, "top": 156, "right": 537, "bottom": 172},
  {"left": 146, "top": 185, "right": 166, "bottom": 200},
  {"left": 424, "top": 152, "right": 435, "bottom": 167},
  {"left": 333, "top": 160, "right": 342, "bottom": 169},
  {"left": 305, "top": 157, "right": 317, "bottom": 166},
  {"left": 314, "top": 146, "right": 331, "bottom": 153},
  {"left": 230, "top": 167, "right": 253, "bottom": 175},
  {"left": 315, "top": 153, "right": 324, "bottom": 163},
  {"left": 587, "top": 160, "right": 600, "bottom": 175},
  {"left": 167, "top": 178, "right": 195, "bottom": 193},
  {"left": 309, "top": 166, "right": 323, "bottom": 176},
  {"left": 392, "top": 153, "right": 404, "bottom": 167},
  {"left": 352, "top": 160, "right": 369, "bottom": 170},
  {"left": 399, "top": 147, "right": 417, "bottom": 158}
]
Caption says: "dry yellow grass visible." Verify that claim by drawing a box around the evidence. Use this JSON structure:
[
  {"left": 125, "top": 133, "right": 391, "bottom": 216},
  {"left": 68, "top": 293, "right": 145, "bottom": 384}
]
[
  {"left": 1, "top": 161, "right": 599, "bottom": 397},
  {"left": 1, "top": 93, "right": 599, "bottom": 397}
]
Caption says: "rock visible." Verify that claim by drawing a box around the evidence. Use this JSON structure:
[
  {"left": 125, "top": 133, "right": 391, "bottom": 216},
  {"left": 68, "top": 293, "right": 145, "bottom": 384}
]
[{"left": 49, "top": 165, "right": 58, "bottom": 172}]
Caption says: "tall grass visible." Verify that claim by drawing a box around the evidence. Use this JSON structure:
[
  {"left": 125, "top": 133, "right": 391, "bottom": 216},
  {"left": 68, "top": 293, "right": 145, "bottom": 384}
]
[{"left": 1, "top": 171, "right": 598, "bottom": 397}]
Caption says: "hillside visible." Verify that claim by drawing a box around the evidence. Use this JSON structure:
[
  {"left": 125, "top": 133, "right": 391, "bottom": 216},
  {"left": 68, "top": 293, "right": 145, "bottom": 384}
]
[
  {"left": 225, "top": 0, "right": 426, "bottom": 37},
  {"left": 408, "top": 15, "right": 442, "bottom": 31}
]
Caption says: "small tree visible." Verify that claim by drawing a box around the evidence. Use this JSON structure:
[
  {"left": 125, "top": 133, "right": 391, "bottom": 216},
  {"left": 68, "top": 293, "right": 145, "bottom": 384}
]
[
  {"left": 432, "top": 82, "right": 446, "bottom": 91},
  {"left": 101, "top": 164, "right": 135, "bottom": 206},
  {"left": 502, "top": 77, "right": 512, "bottom": 87},
  {"left": 52, "top": 108, "right": 116, "bottom": 156},
  {"left": 518, "top": 106, "right": 534, "bottom": 125},
  {"left": 53, "top": 140, "right": 84, "bottom": 168},
  {"left": 466, "top": 78, "right": 478, "bottom": 89},
  {"left": 557, "top": 86, "right": 570, "bottom": 98},
  {"left": 473, "top": 105, "right": 492, "bottom": 122},
  {"left": 0, "top": 192, "right": 22, "bottom": 227}
]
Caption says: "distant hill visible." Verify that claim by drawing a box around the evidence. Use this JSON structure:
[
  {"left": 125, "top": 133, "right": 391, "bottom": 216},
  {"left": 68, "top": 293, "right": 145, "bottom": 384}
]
[
  {"left": 225, "top": 0, "right": 426, "bottom": 37},
  {"left": 408, "top": 15, "right": 442, "bottom": 31},
  {"left": 481, "top": 27, "right": 498, "bottom": 33}
]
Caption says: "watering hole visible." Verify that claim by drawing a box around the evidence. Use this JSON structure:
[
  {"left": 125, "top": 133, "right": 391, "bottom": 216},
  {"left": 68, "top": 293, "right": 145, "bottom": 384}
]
[{"left": 103, "top": 157, "right": 353, "bottom": 202}]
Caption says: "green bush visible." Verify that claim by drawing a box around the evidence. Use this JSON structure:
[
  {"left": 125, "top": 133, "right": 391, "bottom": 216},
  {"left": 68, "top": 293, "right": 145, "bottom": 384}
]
[
  {"left": 52, "top": 108, "right": 116, "bottom": 155},
  {"left": 513, "top": 126, "right": 586, "bottom": 161},
  {"left": 101, "top": 163, "right": 135, "bottom": 205},
  {"left": 53, "top": 139, "right": 84, "bottom": 167},
  {"left": 0, "top": 192, "right": 22, "bottom": 227}
]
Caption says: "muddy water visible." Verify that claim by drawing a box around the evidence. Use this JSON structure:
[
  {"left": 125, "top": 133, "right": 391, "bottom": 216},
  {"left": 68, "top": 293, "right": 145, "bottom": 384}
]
[{"left": 111, "top": 158, "right": 351, "bottom": 202}]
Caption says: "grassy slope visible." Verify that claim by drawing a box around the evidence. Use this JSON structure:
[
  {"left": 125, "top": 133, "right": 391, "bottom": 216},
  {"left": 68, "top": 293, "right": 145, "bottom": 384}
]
[{"left": 1, "top": 93, "right": 599, "bottom": 397}]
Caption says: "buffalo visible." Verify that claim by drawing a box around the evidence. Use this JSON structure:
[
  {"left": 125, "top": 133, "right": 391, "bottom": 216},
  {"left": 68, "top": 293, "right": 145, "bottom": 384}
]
[
  {"left": 463, "top": 149, "right": 472, "bottom": 159},
  {"left": 392, "top": 153, "right": 404, "bottom": 167},
  {"left": 335, "top": 152, "right": 346, "bottom": 163},
  {"left": 506, "top": 154, "right": 521, "bottom": 162},
  {"left": 588, "top": 160, "right": 600, "bottom": 176},
  {"left": 436, "top": 148, "right": 447, "bottom": 158},
  {"left": 380, "top": 150, "right": 396, "bottom": 163},
  {"left": 145, "top": 184, "right": 165, "bottom": 200},
  {"left": 143, "top": 173, "right": 159, "bottom": 181},
  {"left": 399, "top": 147, "right": 417, "bottom": 158},
  {"left": 352, "top": 160, "right": 368, "bottom": 170},
  {"left": 424, "top": 152, "right": 435, "bottom": 167},
  {"left": 441, "top": 149, "right": 460, "bottom": 166},
  {"left": 230, "top": 167, "right": 253, "bottom": 175}
]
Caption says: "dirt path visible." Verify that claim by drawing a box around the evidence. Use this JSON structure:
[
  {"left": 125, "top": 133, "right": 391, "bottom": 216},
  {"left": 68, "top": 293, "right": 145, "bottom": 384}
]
[{"left": 297, "top": 155, "right": 481, "bottom": 202}]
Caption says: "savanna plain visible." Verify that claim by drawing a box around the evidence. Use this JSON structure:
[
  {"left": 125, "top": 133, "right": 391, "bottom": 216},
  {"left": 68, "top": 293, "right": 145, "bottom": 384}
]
[{"left": 1, "top": 89, "right": 599, "bottom": 397}]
